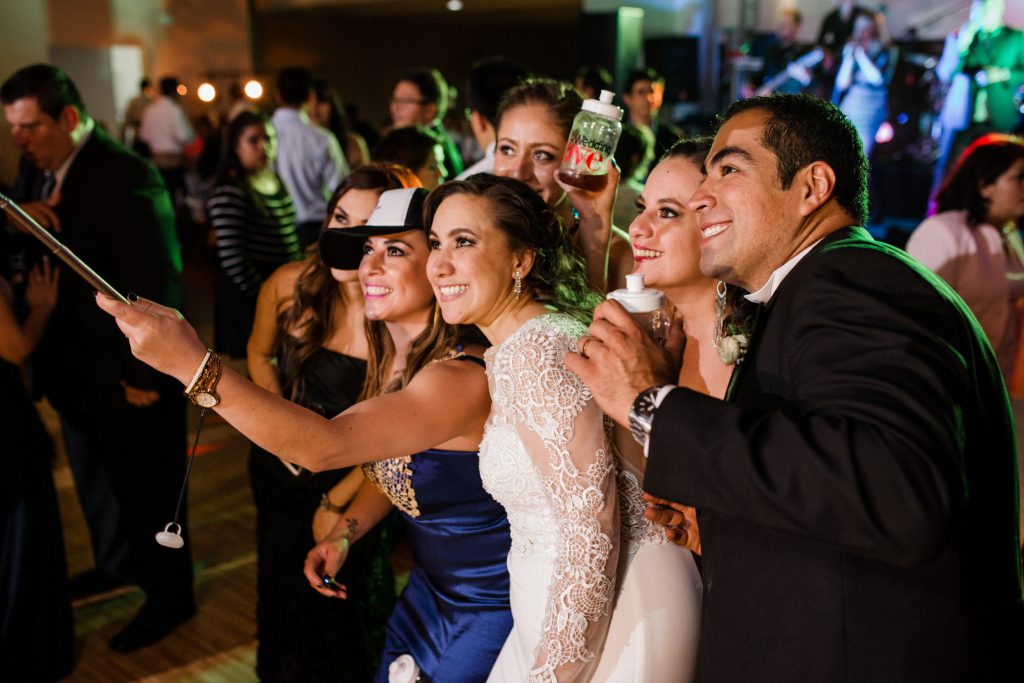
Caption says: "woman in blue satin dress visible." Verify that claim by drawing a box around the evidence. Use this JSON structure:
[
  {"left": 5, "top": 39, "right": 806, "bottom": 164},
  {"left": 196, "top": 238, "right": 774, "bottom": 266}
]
[{"left": 96, "top": 187, "right": 511, "bottom": 682}]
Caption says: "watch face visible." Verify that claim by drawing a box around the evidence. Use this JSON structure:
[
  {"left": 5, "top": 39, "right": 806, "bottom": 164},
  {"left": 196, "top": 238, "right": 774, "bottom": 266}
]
[{"left": 194, "top": 391, "right": 219, "bottom": 408}]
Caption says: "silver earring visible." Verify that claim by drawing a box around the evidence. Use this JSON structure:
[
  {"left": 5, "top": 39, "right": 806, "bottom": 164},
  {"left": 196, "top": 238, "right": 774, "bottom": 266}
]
[
  {"left": 514, "top": 270, "right": 522, "bottom": 300},
  {"left": 713, "top": 280, "right": 727, "bottom": 350}
]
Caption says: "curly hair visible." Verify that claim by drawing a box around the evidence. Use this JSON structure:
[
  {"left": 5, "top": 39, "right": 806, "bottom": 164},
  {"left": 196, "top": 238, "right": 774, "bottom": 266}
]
[
  {"left": 274, "top": 163, "right": 418, "bottom": 402},
  {"left": 936, "top": 133, "right": 1024, "bottom": 227},
  {"left": 423, "top": 174, "right": 602, "bottom": 324}
]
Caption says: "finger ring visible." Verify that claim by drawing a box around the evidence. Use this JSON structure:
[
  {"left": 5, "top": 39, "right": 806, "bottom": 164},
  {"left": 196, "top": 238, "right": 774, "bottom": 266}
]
[{"left": 579, "top": 337, "right": 593, "bottom": 359}]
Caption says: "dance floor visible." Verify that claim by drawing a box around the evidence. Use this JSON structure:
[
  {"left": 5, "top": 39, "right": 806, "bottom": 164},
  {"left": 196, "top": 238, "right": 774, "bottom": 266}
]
[{"left": 52, "top": 258, "right": 262, "bottom": 682}]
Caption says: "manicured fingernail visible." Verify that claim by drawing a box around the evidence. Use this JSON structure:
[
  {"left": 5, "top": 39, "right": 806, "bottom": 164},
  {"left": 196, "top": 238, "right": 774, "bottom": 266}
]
[
  {"left": 127, "top": 292, "right": 138, "bottom": 302},
  {"left": 315, "top": 581, "right": 323, "bottom": 588}
]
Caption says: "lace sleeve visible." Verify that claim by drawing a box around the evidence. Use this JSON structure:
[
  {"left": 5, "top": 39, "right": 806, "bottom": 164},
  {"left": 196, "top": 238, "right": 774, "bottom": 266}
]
[{"left": 494, "top": 319, "right": 619, "bottom": 682}]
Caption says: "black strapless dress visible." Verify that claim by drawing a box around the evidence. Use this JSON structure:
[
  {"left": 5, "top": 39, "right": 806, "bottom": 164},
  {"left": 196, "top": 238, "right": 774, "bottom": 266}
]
[
  {"left": 0, "top": 360, "right": 73, "bottom": 681},
  {"left": 249, "top": 348, "right": 395, "bottom": 682}
]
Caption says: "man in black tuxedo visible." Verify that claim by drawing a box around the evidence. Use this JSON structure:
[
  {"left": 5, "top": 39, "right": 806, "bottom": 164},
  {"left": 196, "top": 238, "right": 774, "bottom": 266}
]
[
  {"left": 1, "top": 64, "right": 194, "bottom": 652},
  {"left": 567, "top": 94, "right": 1022, "bottom": 680}
]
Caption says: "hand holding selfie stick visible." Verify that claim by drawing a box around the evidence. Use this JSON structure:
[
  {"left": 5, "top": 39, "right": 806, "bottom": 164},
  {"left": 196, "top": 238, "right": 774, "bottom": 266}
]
[
  {"left": 2, "top": 191, "right": 203, "bottom": 549},
  {"left": 0, "top": 191, "right": 130, "bottom": 304}
]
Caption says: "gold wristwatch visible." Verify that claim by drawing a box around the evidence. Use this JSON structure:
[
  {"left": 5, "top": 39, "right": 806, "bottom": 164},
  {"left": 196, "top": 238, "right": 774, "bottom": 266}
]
[{"left": 184, "top": 350, "right": 222, "bottom": 408}]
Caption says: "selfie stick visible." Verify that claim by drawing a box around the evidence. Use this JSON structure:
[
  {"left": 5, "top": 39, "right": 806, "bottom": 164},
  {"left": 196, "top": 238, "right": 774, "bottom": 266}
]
[
  {"left": 0, "top": 192, "right": 131, "bottom": 305},
  {"left": 0, "top": 192, "right": 197, "bottom": 550}
]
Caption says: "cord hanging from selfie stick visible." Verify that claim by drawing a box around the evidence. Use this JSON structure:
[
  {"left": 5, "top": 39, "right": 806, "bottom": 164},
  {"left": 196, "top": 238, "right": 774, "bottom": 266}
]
[{"left": 155, "top": 408, "right": 208, "bottom": 549}]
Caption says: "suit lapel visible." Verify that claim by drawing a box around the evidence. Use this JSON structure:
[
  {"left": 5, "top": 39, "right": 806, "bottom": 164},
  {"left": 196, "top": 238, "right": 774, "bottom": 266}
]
[{"left": 723, "top": 226, "right": 870, "bottom": 402}]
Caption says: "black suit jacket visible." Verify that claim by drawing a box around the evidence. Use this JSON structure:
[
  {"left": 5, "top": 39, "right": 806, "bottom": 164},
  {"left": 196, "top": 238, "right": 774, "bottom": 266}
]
[
  {"left": 645, "top": 227, "right": 1023, "bottom": 681},
  {"left": 12, "top": 128, "right": 181, "bottom": 416}
]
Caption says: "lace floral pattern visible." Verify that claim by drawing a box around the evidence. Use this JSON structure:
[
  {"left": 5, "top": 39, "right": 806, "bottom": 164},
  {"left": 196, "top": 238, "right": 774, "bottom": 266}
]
[
  {"left": 482, "top": 314, "right": 618, "bottom": 682},
  {"left": 362, "top": 457, "right": 420, "bottom": 518}
]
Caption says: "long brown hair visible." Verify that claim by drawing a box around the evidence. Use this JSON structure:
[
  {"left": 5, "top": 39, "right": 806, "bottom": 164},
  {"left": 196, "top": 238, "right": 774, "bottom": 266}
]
[
  {"left": 359, "top": 303, "right": 464, "bottom": 400},
  {"left": 274, "top": 163, "right": 417, "bottom": 401}
]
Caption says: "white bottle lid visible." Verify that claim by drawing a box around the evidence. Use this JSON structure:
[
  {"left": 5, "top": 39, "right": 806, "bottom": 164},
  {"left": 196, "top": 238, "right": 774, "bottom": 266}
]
[
  {"left": 581, "top": 89, "right": 624, "bottom": 121},
  {"left": 606, "top": 273, "right": 664, "bottom": 313}
]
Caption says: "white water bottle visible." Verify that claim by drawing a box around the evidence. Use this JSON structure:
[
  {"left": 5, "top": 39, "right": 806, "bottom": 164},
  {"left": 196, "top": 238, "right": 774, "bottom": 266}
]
[{"left": 606, "top": 273, "right": 671, "bottom": 344}]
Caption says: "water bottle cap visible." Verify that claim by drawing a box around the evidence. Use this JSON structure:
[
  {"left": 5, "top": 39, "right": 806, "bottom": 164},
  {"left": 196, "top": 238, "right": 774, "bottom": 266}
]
[
  {"left": 607, "top": 273, "right": 665, "bottom": 313},
  {"left": 582, "top": 90, "right": 623, "bottom": 121}
]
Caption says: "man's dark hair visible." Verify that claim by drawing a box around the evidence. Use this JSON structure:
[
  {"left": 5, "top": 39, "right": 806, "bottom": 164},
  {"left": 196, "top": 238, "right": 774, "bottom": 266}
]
[
  {"left": 576, "top": 65, "right": 613, "bottom": 95},
  {"left": 159, "top": 76, "right": 179, "bottom": 97},
  {"left": 0, "top": 63, "right": 86, "bottom": 118},
  {"left": 466, "top": 57, "right": 529, "bottom": 125},
  {"left": 623, "top": 67, "right": 664, "bottom": 94},
  {"left": 277, "top": 66, "right": 313, "bottom": 106},
  {"left": 721, "top": 94, "right": 869, "bottom": 226},
  {"left": 397, "top": 68, "right": 448, "bottom": 117},
  {"left": 140, "top": 78, "right": 151, "bottom": 91}
]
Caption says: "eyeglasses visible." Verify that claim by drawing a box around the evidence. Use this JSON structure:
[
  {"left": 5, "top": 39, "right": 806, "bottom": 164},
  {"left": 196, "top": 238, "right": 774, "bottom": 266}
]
[{"left": 391, "top": 97, "right": 426, "bottom": 106}]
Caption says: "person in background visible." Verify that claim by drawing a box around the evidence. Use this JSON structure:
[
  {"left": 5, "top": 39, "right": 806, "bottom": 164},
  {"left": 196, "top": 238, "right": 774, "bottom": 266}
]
[
  {"left": 907, "top": 134, "right": 1024, "bottom": 549},
  {"left": 574, "top": 64, "right": 614, "bottom": 100},
  {"left": 121, "top": 77, "right": 153, "bottom": 154},
  {"left": 138, "top": 75, "right": 196, "bottom": 253},
  {"left": 622, "top": 67, "right": 682, "bottom": 165},
  {"left": 612, "top": 124, "right": 655, "bottom": 230},
  {"left": 0, "top": 258, "right": 73, "bottom": 682},
  {"left": 931, "top": 0, "right": 1024, "bottom": 203},
  {"left": 456, "top": 57, "right": 529, "bottom": 180},
  {"left": 208, "top": 110, "right": 302, "bottom": 358},
  {"left": 389, "top": 68, "right": 464, "bottom": 179},
  {"left": 245, "top": 164, "right": 416, "bottom": 681},
  {"left": 2, "top": 63, "right": 193, "bottom": 653},
  {"left": 138, "top": 76, "right": 195, "bottom": 203},
  {"left": 835, "top": 11, "right": 896, "bottom": 157},
  {"left": 310, "top": 78, "right": 371, "bottom": 171},
  {"left": 271, "top": 66, "right": 350, "bottom": 250},
  {"left": 745, "top": 9, "right": 821, "bottom": 98},
  {"left": 374, "top": 126, "right": 447, "bottom": 191}
]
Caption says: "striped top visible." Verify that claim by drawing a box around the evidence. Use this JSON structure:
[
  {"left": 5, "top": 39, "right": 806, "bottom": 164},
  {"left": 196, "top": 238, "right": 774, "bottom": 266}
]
[{"left": 207, "top": 180, "right": 303, "bottom": 294}]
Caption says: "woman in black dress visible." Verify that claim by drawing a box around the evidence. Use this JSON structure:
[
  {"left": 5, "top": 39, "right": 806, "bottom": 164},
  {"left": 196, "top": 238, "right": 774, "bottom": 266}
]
[
  {"left": 245, "top": 163, "right": 418, "bottom": 681},
  {"left": 0, "top": 258, "right": 73, "bottom": 681}
]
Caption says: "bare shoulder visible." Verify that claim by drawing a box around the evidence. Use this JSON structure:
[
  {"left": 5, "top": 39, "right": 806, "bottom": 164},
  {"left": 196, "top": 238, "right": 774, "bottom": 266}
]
[{"left": 263, "top": 257, "right": 313, "bottom": 300}]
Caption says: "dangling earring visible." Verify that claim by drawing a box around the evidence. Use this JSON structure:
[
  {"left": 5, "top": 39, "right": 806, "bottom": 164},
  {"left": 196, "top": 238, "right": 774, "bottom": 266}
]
[
  {"left": 513, "top": 270, "right": 522, "bottom": 300},
  {"left": 713, "top": 280, "right": 727, "bottom": 350}
]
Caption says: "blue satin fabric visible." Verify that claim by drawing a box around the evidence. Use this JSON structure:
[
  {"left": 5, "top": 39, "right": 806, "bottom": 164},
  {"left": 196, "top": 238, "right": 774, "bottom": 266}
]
[{"left": 375, "top": 448, "right": 512, "bottom": 683}]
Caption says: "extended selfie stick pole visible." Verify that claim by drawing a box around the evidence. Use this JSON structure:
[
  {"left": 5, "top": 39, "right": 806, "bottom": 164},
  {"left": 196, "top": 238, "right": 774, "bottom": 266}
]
[{"left": 0, "top": 191, "right": 131, "bottom": 305}]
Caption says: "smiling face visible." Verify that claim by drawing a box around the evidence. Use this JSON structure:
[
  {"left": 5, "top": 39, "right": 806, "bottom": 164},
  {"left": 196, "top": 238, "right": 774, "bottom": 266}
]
[
  {"left": 427, "top": 193, "right": 525, "bottom": 327},
  {"left": 687, "top": 108, "right": 806, "bottom": 291},
  {"left": 236, "top": 122, "right": 275, "bottom": 172},
  {"left": 493, "top": 103, "right": 566, "bottom": 206},
  {"left": 325, "top": 187, "right": 384, "bottom": 283},
  {"left": 629, "top": 157, "right": 707, "bottom": 294},
  {"left": 358, "top": 230, "right": 435, "bottom": 325},
  {"left": 981, "top": 157, "right": 1024, "bottom": 226}
]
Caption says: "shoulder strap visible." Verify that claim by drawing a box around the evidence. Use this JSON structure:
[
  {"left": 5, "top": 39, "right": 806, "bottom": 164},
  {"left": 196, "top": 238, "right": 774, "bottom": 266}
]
[{"left": 453, "top": 354, "right": 485, "bottom": 369}]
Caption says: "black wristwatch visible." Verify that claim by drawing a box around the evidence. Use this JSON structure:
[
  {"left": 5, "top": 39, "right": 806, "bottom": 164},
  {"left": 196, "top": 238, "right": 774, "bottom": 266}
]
[{"left": 629, "top": 386, "right": 663, "bottom": 448}]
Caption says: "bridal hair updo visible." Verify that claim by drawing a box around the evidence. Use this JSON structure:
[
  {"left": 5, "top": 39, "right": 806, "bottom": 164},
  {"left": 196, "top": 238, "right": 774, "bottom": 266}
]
[{"left": 424, "top": 174, "right": 602, "bottom": 323}]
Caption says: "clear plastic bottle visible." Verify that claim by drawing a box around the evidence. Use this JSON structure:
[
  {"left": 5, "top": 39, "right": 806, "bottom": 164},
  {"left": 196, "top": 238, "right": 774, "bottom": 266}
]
[
  {"left": 606, "top": 273, "right": 671, "bottom": 344},
  {"left": 559, "top": 89, "right": 623, "bottom": 191}
]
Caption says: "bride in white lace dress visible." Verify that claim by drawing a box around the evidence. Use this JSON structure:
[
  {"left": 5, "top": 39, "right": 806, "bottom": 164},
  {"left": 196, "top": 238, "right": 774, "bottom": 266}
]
[{"left": 425, "top": 175, "right": 702, "bottom": 682}]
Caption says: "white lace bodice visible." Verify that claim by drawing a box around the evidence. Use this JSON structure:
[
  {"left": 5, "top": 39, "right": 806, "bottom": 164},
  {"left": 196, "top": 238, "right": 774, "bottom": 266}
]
[{"left": 481, "top": 313, "right": 664, "bottom": 682}]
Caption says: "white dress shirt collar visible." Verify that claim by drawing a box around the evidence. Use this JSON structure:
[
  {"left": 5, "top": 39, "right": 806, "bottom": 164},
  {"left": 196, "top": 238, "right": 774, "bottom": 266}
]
[{"left": 744, "top": 238, "right": 823, "bottom": 304}]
